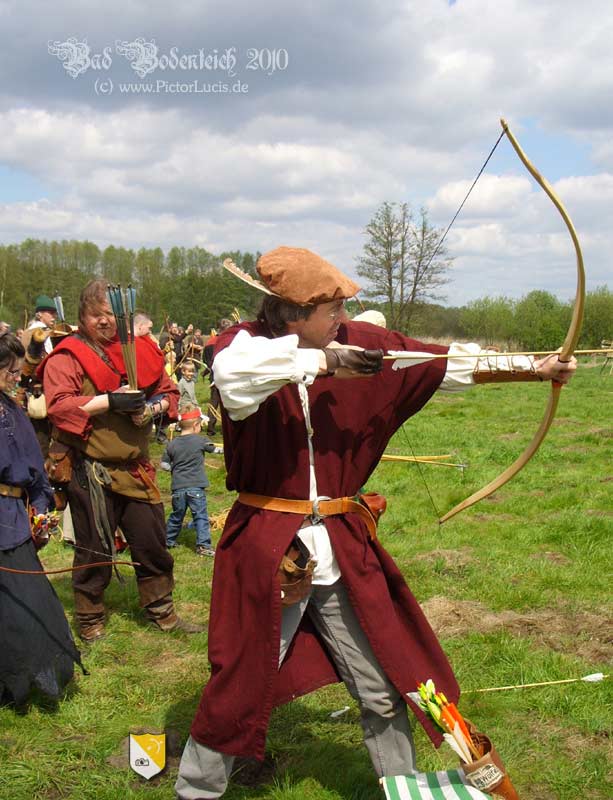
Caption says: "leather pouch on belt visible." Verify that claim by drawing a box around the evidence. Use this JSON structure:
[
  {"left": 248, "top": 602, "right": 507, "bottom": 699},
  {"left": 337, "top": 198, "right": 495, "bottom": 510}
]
[
  {"left": 278, "top": 536, "right": 315, "bottom": 607},
  {"left": 359, "top": 491, "right": 387, "bottom": 522},
  {"left": 45, "top": 441, "right": 74, "bottom": 485}
]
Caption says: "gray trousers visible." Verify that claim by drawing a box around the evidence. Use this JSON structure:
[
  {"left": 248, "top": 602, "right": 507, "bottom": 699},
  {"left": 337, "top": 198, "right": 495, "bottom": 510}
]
[{"left": 175, "top": 581, "right": 415, "bottom": 799}]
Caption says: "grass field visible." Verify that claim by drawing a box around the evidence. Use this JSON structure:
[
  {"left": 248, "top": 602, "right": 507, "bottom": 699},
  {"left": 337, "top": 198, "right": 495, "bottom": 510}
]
[{"left": 1, "top": 362, "right": 611, "bottom": 800}]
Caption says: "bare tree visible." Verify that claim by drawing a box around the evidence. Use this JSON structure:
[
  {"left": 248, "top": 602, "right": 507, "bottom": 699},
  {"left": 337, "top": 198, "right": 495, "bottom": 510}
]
[{"left": 356, "top": 202, "right": 452, "bottom": 331}]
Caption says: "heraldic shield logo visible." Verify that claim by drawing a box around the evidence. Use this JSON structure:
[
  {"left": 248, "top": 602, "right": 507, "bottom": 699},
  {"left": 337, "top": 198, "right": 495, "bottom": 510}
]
[{"left": 129, "top": 732, "right": 166, "bottom": 779}]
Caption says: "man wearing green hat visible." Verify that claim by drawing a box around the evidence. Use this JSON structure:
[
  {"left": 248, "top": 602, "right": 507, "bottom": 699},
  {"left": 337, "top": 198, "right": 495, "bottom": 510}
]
[{"left": 28, "top": 295, "right": 58, "bottom": 355}]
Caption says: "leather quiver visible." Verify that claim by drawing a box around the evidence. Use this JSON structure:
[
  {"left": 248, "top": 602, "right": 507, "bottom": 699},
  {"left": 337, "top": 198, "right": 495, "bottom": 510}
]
[
  {"left": 462, "top": 720, "right": 520, "bottom": 800},
  {"left": 278, "top": 537, "right": 315, "bottom": 606}
]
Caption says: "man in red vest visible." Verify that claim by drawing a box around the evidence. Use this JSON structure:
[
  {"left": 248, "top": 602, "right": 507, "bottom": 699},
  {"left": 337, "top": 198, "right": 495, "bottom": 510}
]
[
  {"left": 40, "top": 279, "right": 203, "bottom": 641},
  {"left": 175, "top": 247, "right": 576, "bottom": 798}
]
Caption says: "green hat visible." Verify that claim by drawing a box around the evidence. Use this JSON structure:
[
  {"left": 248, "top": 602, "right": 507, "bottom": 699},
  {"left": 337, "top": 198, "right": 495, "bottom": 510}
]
[{"left": 35, "top": 294, "right": 57, "bottom": 313}]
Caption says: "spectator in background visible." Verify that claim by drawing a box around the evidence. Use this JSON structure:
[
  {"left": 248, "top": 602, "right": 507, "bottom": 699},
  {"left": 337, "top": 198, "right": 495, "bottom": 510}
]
[
  {"left": 40, "top": 279, "right": 203, "bottom": 641},
  {"left": 171, "top": 323, "right": 185, "bottom": 380},
  {"left": 20, "top": 295, "right": 63, "bottom": 458},
  {"left": 184, "top": 325, "right": 204, "bottom": 376},
  {"left": 0, "top": 331, "right": 82, "bottom": 706},
  {"left": 0, "top": 322, "right": 10, "bottom": 335},
  {"left": 26, "top": 295, "right": 58, "bottom": 355},
  {"left": 178, "top": 361, "right": 198, "bottom": 406},
  {"left": 161, "top": 402, "right": 221, "bottom": 557},
  {"left": 158, "top": 323, "right": 171, "bottom": 352},
  {"left": 353, "top": 309, "right": 387, "bottom": 327},
  {"left": 191, "top": 328, "right": 204, "bottom": 371},
  {"left": 134, "top": 311, "right": 154, "bottom": 338}
]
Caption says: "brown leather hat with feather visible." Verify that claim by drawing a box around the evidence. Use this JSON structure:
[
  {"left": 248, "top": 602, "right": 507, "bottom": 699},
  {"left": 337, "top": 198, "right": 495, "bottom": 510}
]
[{"left": 224, "top": 246, "right": 360, "bottom": 306}]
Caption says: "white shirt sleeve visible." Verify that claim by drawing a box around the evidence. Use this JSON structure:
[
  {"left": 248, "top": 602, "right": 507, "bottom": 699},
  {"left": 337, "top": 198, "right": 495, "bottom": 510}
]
[
  {"left": 439, "top": 342, "right": 535, "bottom": 393},
  {"left": 212, "top": 329, "right": 322, "bottom": 420}
]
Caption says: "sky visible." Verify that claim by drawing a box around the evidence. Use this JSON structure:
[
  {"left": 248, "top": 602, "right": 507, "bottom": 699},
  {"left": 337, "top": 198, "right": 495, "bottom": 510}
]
[{"left": 0, "top": 0, "right": 611, "bottom": 306}]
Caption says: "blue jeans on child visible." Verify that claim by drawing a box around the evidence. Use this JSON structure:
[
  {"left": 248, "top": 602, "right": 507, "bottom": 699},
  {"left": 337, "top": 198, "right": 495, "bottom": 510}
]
[{"left": 166, "top": 488, "right": 212, "bottom": 548}]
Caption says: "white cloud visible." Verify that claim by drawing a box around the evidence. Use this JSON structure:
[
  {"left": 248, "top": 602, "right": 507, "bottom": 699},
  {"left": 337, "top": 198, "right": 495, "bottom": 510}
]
[{"left": 0, "top": 0, "right": 611, "bottom": 306}]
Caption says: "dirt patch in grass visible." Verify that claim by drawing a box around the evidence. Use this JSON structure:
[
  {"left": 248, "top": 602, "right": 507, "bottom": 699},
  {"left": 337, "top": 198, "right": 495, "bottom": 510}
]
[
  {"left": 526, "top": 718, "right": 613, "bottom": 765},
  {"left": 421, "top": 597, "right": 613, "bottom": 663},
  {"left": 412, "top": 548, "right": 473, "bottom": 569},
  {"left": 470, "top": 512, "right": 517, "bottom": 522},
  {"left": 531, "top": 550, "right": 572, "bottom": 566},
  {"left": 587, "top": 427, "right": 613, "bottom": 439},
  {"left": 231, "top": 754, "right": 277, "bottom": 787},
  {"left": 37, "top": 790, "right": 66, "bottom": 800}
]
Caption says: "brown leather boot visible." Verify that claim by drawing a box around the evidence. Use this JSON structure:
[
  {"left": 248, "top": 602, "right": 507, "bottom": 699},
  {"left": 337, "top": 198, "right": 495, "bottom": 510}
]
[
  {"left": 137, "top": 574, "right": 205, "bottom": 634},
  {"left": 74, "top": 590, "right": 106, "bottom": 642}
]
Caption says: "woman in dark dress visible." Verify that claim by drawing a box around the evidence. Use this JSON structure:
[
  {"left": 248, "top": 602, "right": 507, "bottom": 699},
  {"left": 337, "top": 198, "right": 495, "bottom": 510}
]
[{"left": 0, "top": 331, "right": 82, "bottom": 706}]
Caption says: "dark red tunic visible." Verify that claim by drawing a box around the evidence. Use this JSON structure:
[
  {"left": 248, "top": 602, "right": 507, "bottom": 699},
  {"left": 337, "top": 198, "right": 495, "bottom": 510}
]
[{"left": 190, "top": 319, "right": 458, "bottom": 759}]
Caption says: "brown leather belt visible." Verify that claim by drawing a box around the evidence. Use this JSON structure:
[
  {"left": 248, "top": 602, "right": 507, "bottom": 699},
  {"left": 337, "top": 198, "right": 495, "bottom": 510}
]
[
  {"left": 0, "top": 483, "right": 24, "bottom": 498},
  {"left": 238, "top": 492, "right": 378, "bottom": 540}
]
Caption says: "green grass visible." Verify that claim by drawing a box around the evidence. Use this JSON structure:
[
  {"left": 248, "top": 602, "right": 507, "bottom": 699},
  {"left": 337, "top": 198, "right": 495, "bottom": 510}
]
[{"left": 1, "top": 365, "right": 611, "bottom": 799}]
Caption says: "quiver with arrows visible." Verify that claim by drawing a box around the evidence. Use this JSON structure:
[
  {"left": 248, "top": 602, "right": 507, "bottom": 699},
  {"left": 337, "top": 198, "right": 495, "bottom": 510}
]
[{"left": 462, "top": 720, "right": 520, "bottom": 799}]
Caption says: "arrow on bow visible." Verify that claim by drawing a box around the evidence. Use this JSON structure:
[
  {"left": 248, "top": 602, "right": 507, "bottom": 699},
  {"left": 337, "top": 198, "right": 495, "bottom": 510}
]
[{"left": 436, "top": 118, "right": 585, "bottom": 523}]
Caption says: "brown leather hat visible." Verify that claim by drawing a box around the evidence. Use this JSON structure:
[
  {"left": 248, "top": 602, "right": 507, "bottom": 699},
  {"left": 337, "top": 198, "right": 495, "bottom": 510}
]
[{"left": 257, "top": 247, "right": 360, "bottom": 306}]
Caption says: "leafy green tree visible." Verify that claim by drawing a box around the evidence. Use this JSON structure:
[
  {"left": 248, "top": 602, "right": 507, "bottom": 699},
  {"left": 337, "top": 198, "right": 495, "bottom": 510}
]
[
  {"left": 582, "top": 286, "right": 613, "bottom": 348},
  {"left": 460, "top": 296, "right": 516, "bottom": 346},
  {"left": 102, "top": 246, "right": 135, "bottom": 285},
  {"left": 512, "top": 290, "right": 569, "bottom": 350},
  {"left": 410, "top": 303, "right": 463, "bottom": 340}
]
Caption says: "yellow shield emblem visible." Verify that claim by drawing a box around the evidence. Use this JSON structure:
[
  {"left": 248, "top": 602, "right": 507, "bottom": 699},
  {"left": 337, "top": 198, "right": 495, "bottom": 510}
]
[{"left": 129, "top": 732, "right": 166, "bottom": 779}]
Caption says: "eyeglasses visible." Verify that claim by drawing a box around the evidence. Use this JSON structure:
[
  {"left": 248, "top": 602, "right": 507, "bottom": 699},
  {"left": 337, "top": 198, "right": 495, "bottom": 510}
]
[
  {"left": 3, "top": 367, "right": 21, "bottom": 377},
  {"left": 327, "top": 302, "right": 346, "bottom": 320}
]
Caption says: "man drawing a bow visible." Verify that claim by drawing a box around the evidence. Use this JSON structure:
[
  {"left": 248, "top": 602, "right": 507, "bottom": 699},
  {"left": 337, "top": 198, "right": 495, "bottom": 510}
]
[{"left": 176, "top": 246, "right": 575, "bottom": 798}]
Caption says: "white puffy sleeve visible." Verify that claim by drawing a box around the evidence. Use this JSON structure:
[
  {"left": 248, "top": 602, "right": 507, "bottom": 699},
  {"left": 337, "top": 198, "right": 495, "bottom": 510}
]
[{"left": 212, "top": 329, "right": 321, "bottom": 420}]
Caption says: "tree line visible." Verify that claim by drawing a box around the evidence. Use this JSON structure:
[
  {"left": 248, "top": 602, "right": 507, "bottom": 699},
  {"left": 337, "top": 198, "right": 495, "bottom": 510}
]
[
  {"left": 0, "top": 240, "right": 262, "bottom": 335},
  {"left": 0, "top": 235, "right": 610, "bottom": 350}
]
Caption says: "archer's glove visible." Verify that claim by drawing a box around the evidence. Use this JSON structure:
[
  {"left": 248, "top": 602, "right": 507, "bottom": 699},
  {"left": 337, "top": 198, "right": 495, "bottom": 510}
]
[
  {"left": 107, "top": 390, "right": 146, "bottom": 413},
  {"left": 324, "top": 348, "right": 384, "bottom": 375}
]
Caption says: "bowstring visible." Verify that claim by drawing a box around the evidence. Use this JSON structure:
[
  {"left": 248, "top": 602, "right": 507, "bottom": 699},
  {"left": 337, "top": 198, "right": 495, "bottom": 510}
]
[
  {"left": 401, "top": 126, "right": 507, "bottom": 522},
  {"left": 420, "top": 128, "right": 506, "bottom": 276},
  {"left": 399, "top": 422, "right": 442, "bottom": 523}
]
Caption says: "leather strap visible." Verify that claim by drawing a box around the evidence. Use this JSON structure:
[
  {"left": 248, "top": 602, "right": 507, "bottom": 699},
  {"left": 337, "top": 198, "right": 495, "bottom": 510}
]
[
  {"left": 0, "top": 483, "right": 23, "bottom": 498},
  {"left": 238, "top": 492, "right": 378, "bottom": 540}
]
